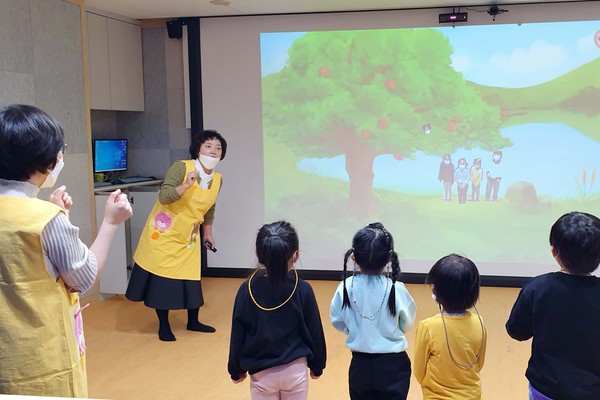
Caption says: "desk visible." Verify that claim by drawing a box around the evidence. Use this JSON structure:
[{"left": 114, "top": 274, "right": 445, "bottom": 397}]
[
  {"left": 93, "top": 179, "right": 164, "bottom": 193},
  {"left": 94, "top": 180, "right": 163, "bottom": 297}
]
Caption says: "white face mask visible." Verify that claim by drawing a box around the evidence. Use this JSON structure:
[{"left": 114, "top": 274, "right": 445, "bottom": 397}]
[
  {"left": 459, "top": 164, "right": 466, "bottom": 170},
  {"left": 430, "top": 285, "right": 437, "bottom": 302},
  {"left": 199, "top": 154, "right": 220, "bottom": 170},
  {"left": 443, "top": 159, "right": 450, "bottom": 165},
  {"left": 40, "top": 157, "right": 64, "bottom": 188}
]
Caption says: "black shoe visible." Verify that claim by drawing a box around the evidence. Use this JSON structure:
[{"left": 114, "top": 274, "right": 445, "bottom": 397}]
[
  {"left": 158, "top": 327, "right": 176, "bottom": 341},
  {"left": 187, "top": 321, "right": 216, "bottom": 333}
]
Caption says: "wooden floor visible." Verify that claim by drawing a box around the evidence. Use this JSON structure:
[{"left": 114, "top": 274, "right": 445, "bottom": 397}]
[{"left": 83, "top": 277, "right": 531, "bottom": 400}]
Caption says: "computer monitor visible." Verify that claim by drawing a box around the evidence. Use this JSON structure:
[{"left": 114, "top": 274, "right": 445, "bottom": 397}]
[{"left": 93, "top": 139, "right": 128, "bottom": 173}]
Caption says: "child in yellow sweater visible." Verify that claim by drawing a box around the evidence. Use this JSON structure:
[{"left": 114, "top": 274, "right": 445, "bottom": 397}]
[{"left": 414, "top": 254, "right": 487, "bottom": 400}]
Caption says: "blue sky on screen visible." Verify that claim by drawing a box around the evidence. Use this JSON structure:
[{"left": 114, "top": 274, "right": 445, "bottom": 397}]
[
  {"left": 296, "top": 122, "right": 600, "bottom": 198},
  {"left": 260, "top": 21, "right": 600, "bottom": 87},
  {"left": 262, "top": 21, "right": 600, "bottom": 199}
]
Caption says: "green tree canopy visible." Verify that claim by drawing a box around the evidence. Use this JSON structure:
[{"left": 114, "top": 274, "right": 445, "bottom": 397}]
[{"left": 263, "top": 28, "right": 510, "bottom": 216}]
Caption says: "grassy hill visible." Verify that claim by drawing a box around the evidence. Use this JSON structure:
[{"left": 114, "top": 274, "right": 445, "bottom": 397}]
[{"left": 471, "top": 57, "right": 600, "bottom": 139}]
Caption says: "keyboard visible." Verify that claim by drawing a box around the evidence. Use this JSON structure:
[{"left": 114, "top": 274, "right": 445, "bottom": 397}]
[
  {"left": 118, "top": 177, "right": 155, "bottom": 184},
  {"left": 94, "top": 182, "right": 112, "bottom": 187}
]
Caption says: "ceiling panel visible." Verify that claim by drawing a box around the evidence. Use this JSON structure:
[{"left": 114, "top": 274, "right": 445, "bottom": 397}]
[{"left": 84, "top": 0, "right": 597, "bottom": 20}]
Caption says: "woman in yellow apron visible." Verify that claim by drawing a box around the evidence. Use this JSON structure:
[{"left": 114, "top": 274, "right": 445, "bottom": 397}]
[
  {"left": 0, "top": 104, "right": 132, "bottom": 396},
  {"left": 126, "top": 130, "right": 227, "bottom": 341}
]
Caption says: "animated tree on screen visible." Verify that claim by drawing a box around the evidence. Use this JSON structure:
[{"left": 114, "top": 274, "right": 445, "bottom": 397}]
[{"left": 260, "top": 23, "right": 600, "bottom": 265}]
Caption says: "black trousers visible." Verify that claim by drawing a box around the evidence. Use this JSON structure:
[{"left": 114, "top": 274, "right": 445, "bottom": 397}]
[{"left": 349, "top": 351, "right": 411, "bottom": 400}]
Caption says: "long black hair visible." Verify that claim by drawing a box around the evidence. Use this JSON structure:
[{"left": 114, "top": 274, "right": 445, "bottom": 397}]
[
  {"left": 255, "top": 221, "right": 299, "bottom": 289},
  {"left": 342, "top": 222, "right": 401, "bottom": 315}
]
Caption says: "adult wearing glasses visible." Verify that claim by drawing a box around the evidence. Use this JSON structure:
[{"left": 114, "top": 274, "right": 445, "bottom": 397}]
[{"left": 0, "top": 104, "right": 132, "bottom": 397}]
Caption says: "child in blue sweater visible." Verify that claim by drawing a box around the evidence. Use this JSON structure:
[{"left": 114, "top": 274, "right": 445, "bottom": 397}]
[{"left": 330, "top": 222, "right": 416, "bottom": 400}]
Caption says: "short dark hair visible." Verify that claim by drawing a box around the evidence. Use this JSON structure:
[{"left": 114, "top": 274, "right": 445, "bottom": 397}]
[
  {"left": 188, "top": 129, "right": 227, "bottom": 160},
  {"left": 255, "top": 221, "right": 299, "bottom": 289},
  {"left": 427, "top": 254, "right": 480, "bottom": 312},
  {"left": 550, "top": 212, "right": 600, "bottom": 274},
  {"left": 0, "top": 104, "right": 64, "bottom": 181}
]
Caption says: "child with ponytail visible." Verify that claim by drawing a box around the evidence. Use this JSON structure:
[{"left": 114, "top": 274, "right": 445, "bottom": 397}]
[
  {"left": 330, "top": 222, "right": 416, "bottom": 400},
  {"left": 228, "top": 221, "right": 326, "bottom": 400}
]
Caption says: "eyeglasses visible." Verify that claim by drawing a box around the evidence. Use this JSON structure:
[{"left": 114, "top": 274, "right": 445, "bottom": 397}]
[{"left": 61, "top": 143, "right": 68, "bottom": 154}]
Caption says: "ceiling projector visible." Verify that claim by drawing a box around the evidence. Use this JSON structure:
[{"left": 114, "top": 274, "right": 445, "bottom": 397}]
[{"left": 439, "top": 12, "right": 468, "bottom": 23}]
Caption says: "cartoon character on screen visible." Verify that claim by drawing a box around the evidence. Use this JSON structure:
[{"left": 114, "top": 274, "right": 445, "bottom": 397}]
[
  {"left": 454, "top": 158, "right": 470, "bottom": 204},
  {"left": 423, "top": 123, "right": 432, "bottom": 135},
  {"left": 470, "top": 158, "right": 482, "bottom": 201},
  {"left": 485, "top": 151, "right": 503, "bottom": 202},
  {"left": 438, "top": 154, "right": 454, "bottom": 201}
]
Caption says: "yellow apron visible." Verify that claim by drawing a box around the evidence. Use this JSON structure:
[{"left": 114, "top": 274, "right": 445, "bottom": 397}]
[
  {"left": 0, "top": 197, "right": 87, "bottom": 397},
  {"left": 134, "top": 160, "right": 221, "bottom": 280}
]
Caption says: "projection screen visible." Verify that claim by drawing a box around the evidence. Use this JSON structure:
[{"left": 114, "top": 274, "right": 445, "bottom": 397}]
[{"left": 199, "top": 4, "right": 600, "bottom": 280}]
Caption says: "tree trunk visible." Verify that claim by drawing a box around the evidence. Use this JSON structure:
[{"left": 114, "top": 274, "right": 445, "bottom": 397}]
[{"left": 345, "top": 146, "right": 377, "bottom": 218}]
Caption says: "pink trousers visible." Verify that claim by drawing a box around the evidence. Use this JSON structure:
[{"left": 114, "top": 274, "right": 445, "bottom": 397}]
[{"left": 249, "top": 357, "right": 308, "bottom": 400}]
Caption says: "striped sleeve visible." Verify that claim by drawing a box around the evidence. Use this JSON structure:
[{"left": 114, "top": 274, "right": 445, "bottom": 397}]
[{"left": 41, "top": 212, "right": 98, "bottom": 293}]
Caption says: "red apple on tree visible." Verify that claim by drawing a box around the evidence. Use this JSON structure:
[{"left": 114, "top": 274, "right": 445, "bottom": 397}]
[
  {"left": 318, "top": 66, "right": 330, "bottom": 78},
  {"left": 385, "top": 79, "right": 396, "bottom": 91},
  {"left": 446, "top": 118, "right": 458, "bottom": 132},
  {"left": 377, "top": 118, "right": 388, "bottom": 129}
]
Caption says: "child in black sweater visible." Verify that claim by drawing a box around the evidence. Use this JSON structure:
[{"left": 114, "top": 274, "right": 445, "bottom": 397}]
[{"left": 228, "top": 221, "right": 326, "bottom": 399}]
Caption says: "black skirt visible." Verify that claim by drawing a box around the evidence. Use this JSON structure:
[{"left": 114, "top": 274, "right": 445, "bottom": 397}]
[{"left": 125, "top": 263, "right": 204, "bottom": 310}]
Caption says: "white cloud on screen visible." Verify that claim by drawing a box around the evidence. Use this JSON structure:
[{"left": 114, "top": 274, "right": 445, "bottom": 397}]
[
  {"left": 576, "top": 33, "right": 595, "bottom": 52},
  {"left": 489, "top": 40, "right": 566, "bottom": 72}
]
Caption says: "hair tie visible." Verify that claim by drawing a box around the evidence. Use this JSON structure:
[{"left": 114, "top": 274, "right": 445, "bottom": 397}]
[{"left": 381, "top": 227, "right": 391, "bottom": 244}]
